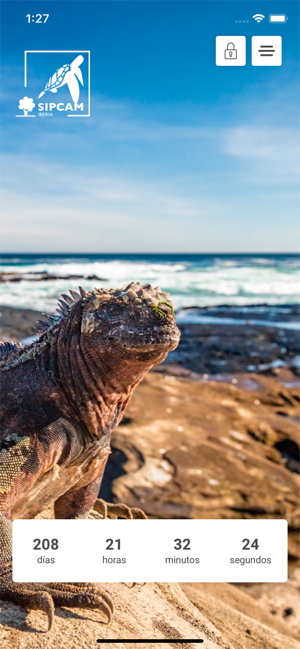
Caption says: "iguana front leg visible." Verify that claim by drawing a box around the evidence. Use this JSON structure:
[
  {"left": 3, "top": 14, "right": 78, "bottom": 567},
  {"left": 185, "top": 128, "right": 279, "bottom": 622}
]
[
  {"left": 0, "top": 441, "right": 113, "bottom": 631},
  {"left": 53, "top": 460, "right": 148, "bottom": 522},
  {"left": 0, "top": 445, "right": 144, "bottom": 631},
  {"left": 0, "top": 512, "right": 113, "bottom": 632}
]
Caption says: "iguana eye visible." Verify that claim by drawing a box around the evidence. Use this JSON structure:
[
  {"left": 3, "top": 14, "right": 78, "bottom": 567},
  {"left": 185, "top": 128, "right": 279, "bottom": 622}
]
[{"left": 158, "top": 303, "right": 173, "bottom": 316}]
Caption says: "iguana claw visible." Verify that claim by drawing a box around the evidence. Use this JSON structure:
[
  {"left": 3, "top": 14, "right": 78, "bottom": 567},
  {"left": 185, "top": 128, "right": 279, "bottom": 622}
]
[
  {"left": 94, "top": 498, "right": 148, "bottom": 519},
  {"left": 40, "top": 582, "right": 114, "bottom": 625},
  {"left": 0, "top": 562, "right": 113, "bottom": 631}
]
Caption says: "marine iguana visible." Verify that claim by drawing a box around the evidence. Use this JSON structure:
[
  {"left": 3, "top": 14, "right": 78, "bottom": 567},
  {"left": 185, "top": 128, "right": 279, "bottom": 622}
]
[{"left": 0, "top": 282, "right": 180, "bottom": 631}]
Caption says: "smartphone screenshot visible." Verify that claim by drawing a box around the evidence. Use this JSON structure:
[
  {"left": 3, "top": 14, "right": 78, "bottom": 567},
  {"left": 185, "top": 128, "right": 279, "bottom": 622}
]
[{"left": 0, "top": 1, "right": 299, "bottom": 647}]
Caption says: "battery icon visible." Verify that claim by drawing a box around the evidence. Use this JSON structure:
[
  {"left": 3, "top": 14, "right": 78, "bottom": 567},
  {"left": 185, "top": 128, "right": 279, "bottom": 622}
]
[{"left": 269, "top": 14, "right": 288, "bottom": 23}]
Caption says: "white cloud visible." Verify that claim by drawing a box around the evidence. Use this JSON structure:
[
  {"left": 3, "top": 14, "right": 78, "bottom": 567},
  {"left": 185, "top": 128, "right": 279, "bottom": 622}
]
[{"left": 222, "top": 126, "right": 299, "bottom": 184}]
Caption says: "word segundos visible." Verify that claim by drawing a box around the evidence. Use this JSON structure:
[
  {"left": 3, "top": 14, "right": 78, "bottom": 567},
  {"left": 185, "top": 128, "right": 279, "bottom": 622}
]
[{"left": 230, "top": 556, "right": 271, "bottom": 565}]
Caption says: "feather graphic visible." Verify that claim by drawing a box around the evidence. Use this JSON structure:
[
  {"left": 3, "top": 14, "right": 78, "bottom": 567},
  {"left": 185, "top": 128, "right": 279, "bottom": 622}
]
[{"left": 38, "top": 56, "right": 84, "bottom": 102}]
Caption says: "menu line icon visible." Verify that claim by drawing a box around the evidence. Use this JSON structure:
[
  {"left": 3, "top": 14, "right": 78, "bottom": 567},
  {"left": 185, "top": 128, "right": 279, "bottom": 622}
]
[{"left": 259, "top": 45, "right": 275, "bottom": 56}]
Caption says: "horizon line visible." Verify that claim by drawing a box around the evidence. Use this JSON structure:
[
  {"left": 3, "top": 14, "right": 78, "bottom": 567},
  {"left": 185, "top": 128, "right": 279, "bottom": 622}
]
[{"left": 0, "top": 252, "right": 299, "bottom": 256}]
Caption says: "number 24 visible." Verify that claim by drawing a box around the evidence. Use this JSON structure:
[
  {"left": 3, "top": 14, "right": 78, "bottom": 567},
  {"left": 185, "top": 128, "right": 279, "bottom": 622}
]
[{"left": 242, "top": 538, "right": 259, "bottom": 550}]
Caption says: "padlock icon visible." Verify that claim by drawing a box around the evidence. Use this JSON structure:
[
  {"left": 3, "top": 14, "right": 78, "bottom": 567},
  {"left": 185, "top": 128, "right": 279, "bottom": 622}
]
[{"left": 224, "top": 43, "right": 237, "bottom": 59}]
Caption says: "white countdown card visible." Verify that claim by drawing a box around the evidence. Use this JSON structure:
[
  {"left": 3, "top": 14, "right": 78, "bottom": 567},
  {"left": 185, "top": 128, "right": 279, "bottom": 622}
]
[{"left": 13, "top": 519, "right": 287, "bottom": 583}]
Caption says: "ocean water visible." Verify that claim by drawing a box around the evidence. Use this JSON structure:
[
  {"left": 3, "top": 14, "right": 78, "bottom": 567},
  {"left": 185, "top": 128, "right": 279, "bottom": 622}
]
[{"left": 0, "top": 253, "right": 299, "bottom": 313}]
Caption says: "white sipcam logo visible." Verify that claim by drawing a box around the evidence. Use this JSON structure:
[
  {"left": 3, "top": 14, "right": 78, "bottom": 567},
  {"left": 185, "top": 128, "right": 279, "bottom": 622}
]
[
  {"left": 38, "top": 55, "right": 84, "bottom": 104},
  {"left": 15, "top": 51, "right": 90, "bottom": 118}
]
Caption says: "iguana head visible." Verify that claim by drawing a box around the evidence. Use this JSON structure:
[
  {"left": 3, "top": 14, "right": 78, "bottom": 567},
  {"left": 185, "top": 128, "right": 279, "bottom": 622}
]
[
  {"left": 4, "top": 283, "right": 180, "bottom": 437},
  {"left": 34, "top": 283, "right": 180, "bottom": 436},
  {"left": 80, "top": 282, "right": 180, "bottom": 363}
]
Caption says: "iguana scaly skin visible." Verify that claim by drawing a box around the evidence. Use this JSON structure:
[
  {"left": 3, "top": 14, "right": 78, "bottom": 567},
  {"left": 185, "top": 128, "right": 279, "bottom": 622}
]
[{"left": 0, "top": 282, "right": 180, "bottom": 631}]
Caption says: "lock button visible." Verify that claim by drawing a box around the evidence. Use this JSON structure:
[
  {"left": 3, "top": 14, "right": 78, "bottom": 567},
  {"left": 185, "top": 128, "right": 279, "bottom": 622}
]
[
  {"left": 216, "top": 36, "right": 246, "bottom": 66},
  {"left": 225, "top": 42, "right": 237, "bottom": 59}
]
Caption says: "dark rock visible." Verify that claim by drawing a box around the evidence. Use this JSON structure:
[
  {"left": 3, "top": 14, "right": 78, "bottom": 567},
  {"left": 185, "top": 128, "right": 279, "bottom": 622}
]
[{"left": 283, "top": 607, "right": 294, "bottom": 617}]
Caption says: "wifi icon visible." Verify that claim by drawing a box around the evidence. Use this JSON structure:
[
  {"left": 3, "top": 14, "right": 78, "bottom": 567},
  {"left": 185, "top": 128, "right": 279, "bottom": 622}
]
[{"left": 253, "top": 14, "right": 265, "bottom": 23}]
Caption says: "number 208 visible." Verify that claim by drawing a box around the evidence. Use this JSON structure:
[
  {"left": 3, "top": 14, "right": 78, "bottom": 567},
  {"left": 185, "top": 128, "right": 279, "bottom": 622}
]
[{"left": 33, "top": 538, "right": 59, "bottom": 550}]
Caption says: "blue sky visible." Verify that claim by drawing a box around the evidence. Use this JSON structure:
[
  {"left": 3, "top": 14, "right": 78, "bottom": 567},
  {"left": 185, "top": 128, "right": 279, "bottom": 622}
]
[{"left": 0, "top": 0, "right": 299, "bottom": 252}]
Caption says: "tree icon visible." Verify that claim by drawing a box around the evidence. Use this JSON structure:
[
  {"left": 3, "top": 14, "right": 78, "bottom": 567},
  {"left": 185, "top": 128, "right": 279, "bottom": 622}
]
[{"left": 18, "top": 96, "right": 35, "bottom": 116}]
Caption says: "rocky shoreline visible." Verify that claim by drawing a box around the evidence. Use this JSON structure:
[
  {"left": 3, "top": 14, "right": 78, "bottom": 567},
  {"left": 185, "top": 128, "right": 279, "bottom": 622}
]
[{"left": 0, "top": 271, "right": 107, "bottom": 283}]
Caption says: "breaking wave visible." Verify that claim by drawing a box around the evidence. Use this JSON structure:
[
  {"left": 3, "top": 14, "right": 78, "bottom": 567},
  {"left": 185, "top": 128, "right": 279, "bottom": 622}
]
[{"left": 0, "top": 254, "right": 299, "bottom": 312}]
